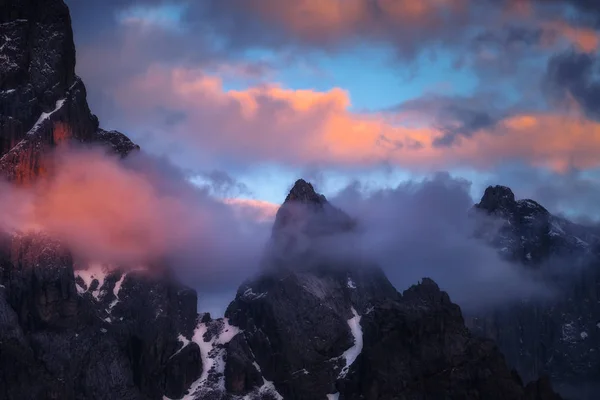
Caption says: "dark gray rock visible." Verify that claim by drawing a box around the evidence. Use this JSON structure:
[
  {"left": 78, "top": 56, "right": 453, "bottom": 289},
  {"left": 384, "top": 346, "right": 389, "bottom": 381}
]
[
  {"left": 339, "top": 278, "right": 562, "bottom": 400},
  {"left": 218, "top": 181, "right": 562, "bottom": 400},
  {"left": 224, "top": 334, "right": 263, "bottom": 395},
  {"left": 470, "top": 185, "right": 600, "bottom": 398},
  {"left": 0, "top": 0, "right": 138, "bottom": 184}
]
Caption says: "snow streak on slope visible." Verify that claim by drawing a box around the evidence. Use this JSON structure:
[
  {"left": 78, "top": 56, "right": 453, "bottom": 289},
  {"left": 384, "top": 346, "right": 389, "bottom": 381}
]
[
  {"left": 168, "top": 318, "right": 240, "bottom": 399},
  {"left": 347, "top": 277, "right": 356, "bottom": 289},
  {"left": 244, "top": 362, "right": 284, "bottom": 400},
  {"left": 75, "top": 263, "right": 108, "bottom": 300},
  {"left": 108, "top": 273, "right": 127, "bottom": 310},
  {"left": 338, "top": 307, "right": 363, "bottom": 379},
  {"left": 29, "top": 98, "right": 66, "bottom": 135},
  {"left": 165, "top": 317, "right": 284, "bottom": 400}
]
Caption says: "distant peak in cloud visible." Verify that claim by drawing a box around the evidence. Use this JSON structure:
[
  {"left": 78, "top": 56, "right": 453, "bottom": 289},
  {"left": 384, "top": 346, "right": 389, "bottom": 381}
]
[
  {"left": 284, "top": 178, "right": 327, "bottom": 205},
  {"left": 476, "top": 185, "right": 517, "bottom": 213}
]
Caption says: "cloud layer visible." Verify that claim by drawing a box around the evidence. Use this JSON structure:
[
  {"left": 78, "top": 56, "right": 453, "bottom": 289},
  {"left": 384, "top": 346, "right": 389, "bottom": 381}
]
[
  {"left": 312, "top": 174, "right": 553, "bottom": 311},
  {"left": 0, "top": 148, "right": 273, "bottom": 292},
  {"left": 0, "top": 148, "right": 557, "bottom": 315},
  {"left": 64, "top": 0, "right": 600, "bottom": 191},
  {"left": 109, "top": 66, "right": 600, "bottom": 174}
]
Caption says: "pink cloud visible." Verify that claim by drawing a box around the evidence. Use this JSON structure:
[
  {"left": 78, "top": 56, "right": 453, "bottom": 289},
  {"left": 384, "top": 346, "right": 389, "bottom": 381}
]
[
  {"left": 112, "top": 66, "right": 600, "bottom": 174},
  {"left": 0, "top": 148, "right": 271, "bottom": 272},
  {"left": 223, "top": 198, "right": 279, "bottom": 222},
  {"left": 541, "top": 21, "right": 600, "bottom": 53},
  {"left": 241, "top": 0, "right": 469, "bottom": 42}
]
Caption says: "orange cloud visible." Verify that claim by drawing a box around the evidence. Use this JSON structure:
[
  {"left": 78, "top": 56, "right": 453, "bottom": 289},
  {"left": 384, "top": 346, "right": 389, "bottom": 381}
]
[
  {"left": 0, "top": 149, "right": 271, "bottom": 268},
  {"left": 239, "top": 0, "right": 467, "bottom": 42},
  {"left": 542, "top": 21, "right": 600, "bottom": 53},
  {"left": 113, "top": 66, "right": 600, "bottom": 174},
  {"left": 223, "top": 198, "right": 279, "bottom": 222}
]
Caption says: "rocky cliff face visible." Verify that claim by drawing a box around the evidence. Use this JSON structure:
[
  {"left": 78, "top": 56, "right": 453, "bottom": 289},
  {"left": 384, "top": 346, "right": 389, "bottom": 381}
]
[
  {"left": 0, "top": 1, "right": 192, "bottom": 398},
  {"left": 469, "top": 185, "right": 600, "bottom": 399},
  {"left": 212, "top": 180, "right": 561, "bottom": 400},
  {"left": 0, "top": 0, "right": 138, "bottom": 183},
  {"left": 0, "top": 232, "right": 202, "bottom": 400}
]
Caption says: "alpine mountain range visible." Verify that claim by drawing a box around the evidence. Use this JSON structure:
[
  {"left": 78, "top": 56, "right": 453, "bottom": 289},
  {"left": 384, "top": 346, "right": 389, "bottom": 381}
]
[{"left": 0, "top": 1, "right": 599, "bottom": 399}]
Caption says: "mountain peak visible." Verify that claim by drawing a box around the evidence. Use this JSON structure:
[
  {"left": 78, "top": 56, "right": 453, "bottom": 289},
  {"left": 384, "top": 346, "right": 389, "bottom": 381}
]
[
  {"left": 0, "top": 0, "right": 138, "bottom": 184},
  {"left": 269, "top": 179, "right": 356, "bottom": 256},
  {"left": 476, "top": 185, "right": 517, "bottom": 214},
  {"left": 284, "top": 179, "right": 327, "bottom": 205}
]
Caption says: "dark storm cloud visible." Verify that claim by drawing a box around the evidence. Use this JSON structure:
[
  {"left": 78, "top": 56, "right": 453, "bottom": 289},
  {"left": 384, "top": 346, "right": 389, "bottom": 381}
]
[
  {"left": 198, "top": 170, "right": 252, "bottom": 198},
  {"left": 434, "top": 106, "right": 498, "bottom": 146},
  {"left": 64, "top": 0, "right": 506, "bottom": 62},
  {"left": 536, "top": 0, "right": 600, "bottom": 26},
  {"left": 394, "top": 94, "right": 505, "bottom": 146},
  {"left": 544, "top": 50, "right": 600, "bottom": 119},
  {"left": 473, "top": 25, "right": 544, "bottom": 49}
]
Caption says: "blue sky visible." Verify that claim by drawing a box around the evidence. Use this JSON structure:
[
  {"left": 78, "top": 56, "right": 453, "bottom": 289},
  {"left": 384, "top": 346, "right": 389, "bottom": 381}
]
[{"left": 67, "top": 0, "right": 600, "bottom": 221}]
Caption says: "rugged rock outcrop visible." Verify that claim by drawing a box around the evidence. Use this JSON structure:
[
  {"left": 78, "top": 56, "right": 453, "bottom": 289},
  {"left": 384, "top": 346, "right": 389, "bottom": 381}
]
[
  {"left": 0, "top": 232, "right": 201, "bottom": 400},
  {"left": 209, "top": 181, "right": 560, "bottom": 400},
  {"left": 0, "top": 0, "right": 138, "bottom": 183},
  {"left": 470, "top": 185, "right": 600, "bottom": 399},
  {"left": 0, "top": 1, "right": 186, "bottom": 398}
]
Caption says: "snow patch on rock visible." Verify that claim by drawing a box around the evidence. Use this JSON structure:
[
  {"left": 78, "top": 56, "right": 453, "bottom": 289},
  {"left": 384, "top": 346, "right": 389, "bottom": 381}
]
[
  {"left": 244, "top": 361, "right": 284, "bottom": 400},
  {"left": 169, "top": 334, "right": 192, "bottom": 360},
  {"left": 108, "top": 273, "right": 127, "bottom": 310},
  {"left": 29, "top": 98, "right": 66, "bottom": 135},
  {"left": 347, "top": 277, "right": 356, "bottom": 289},
  {"left": 243, "top": 287, "right": 267, "bottom": 301},
  {"left": 338, "top": 307, "right": 363, "bottom": 379},
  {"left": 177, "top": 319, "right": 240, "bottom": 399},
  {"left": 75, "top": 263, "right": 108, "bottom": 300},
  {"left": 561, "top": 321, "right": 577, "bottom": 344}
]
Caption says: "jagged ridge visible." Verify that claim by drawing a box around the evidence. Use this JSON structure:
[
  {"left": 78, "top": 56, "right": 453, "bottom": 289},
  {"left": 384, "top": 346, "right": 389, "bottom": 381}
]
[{"left": 470, "top": 185, "right": 600, "bottom": 398}]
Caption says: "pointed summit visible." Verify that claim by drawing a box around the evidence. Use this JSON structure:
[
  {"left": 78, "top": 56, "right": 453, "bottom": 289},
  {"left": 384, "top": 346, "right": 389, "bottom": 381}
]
[
  {"left": 476, "top": 185, "right": 517, "bottom": 214},
  {"left": 271, "top": 179, "right": 355, "bottom": 251},
  {"left": 284, "top": 179, "right": 327, "bottom": 205}
]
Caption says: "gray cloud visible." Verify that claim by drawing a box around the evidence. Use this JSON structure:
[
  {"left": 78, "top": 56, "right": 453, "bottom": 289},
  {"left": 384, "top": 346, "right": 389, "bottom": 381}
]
[
  {"left": 196, "top": 169, "right": 252, "bottom": 198},
  {"left": 320, "top": 173, "right": 553, "bottom": 312},
  {"left": 394, "top": 94, "right": 505, "bottom": 146},
  {"left": 544, "top": 50, "right": 600, "bottom": 119},
  {"left": 434, "top": 106, "right": 498, "bottom": 147},
  {"left": 265, "top": 174, "right": 559, "bottom": 314}
]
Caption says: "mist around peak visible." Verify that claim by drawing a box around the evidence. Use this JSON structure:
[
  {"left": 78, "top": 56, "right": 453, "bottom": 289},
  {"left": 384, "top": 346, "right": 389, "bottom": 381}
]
[{"left": 0, "top": 148, "right": 566, "bottom": 315}]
